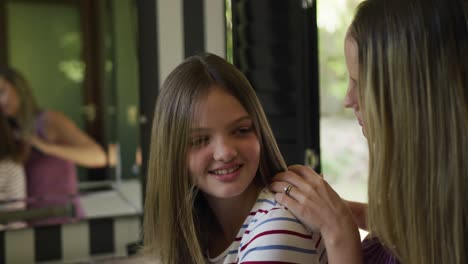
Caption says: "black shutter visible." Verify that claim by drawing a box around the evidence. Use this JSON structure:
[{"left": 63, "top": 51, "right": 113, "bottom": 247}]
[{"left": 231, "top": 0, "right": 321, "bottom": 171}]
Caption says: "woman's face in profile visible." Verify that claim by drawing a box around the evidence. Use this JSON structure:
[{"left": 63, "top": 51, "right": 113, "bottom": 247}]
[
  {"left": 343, "top": 34, "right": 366, "bottom": 136},
  {"left": 0, "top": 77, "right": 20, "bottom": 118}
]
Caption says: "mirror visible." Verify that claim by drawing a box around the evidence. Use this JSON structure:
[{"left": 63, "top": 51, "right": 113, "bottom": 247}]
[{"left": 0, "top": 0, "right": 142, "bottom": 228}]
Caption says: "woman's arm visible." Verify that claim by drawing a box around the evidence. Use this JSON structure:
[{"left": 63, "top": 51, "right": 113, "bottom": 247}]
[
  {"left": 29, "top": 111, "right": 107, "bottom": 168},
  {"left": 345, "top": 200, "right": 368, "bottom": 230},
  {"left": 270, "top": 165, "right": 362, "bottom": 264}
]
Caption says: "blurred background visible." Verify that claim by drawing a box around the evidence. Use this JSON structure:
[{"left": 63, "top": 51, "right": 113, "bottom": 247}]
[{"left": 0, "top": 0, "right": 367, "bottom": 262}]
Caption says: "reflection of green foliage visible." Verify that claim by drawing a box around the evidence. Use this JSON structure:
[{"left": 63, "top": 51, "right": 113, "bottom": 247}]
[
  {"left": 324, "top": 56, "right": 347, "bottom": 98},
  {"left": 59, "top": 60, "right": 85, "bottom": 83},
  {"left": 58, "top": 31, "right": 83, "bottom": 82},
  {"left": 225, "top": 0, "right": 233, "bottom": 63},
  {"left": 321, "top": 148, "right": 353, "bottom": 183},
  {"left": 60, "top": 32, "right": 81, "bottom": 49}
]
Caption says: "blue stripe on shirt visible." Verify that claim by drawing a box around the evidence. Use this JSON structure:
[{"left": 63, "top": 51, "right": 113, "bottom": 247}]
[
  {"left": 241, "top": 245, "right": 317, "bottom": 261},
  {"left": 249, "top": 217, "right": 302, "bottom": 234},
  {"left": 256, "top": 198, "right": 276, "bottom": 206}
]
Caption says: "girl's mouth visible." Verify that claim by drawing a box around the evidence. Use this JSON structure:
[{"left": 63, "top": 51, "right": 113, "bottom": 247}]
[{"left": 209, "top": 165, "right": 242, "bottom": 175}]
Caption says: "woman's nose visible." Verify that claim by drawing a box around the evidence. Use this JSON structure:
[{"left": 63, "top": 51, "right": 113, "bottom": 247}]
[{"left": 213, "top": 138, "right": 237, "bottom": 162}]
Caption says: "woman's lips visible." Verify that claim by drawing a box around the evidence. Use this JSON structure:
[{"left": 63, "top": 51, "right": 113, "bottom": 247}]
[
  {"left": 357, "top": 118, "right": 363, "bottom": 127},
  {"left": 355, "top": 112, "right": 363, "bottom": 127}
]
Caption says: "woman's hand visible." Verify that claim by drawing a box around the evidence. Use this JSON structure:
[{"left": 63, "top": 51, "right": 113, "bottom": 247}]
[{"left": 270, "top": 165, "right": 362, "bottom": 264}]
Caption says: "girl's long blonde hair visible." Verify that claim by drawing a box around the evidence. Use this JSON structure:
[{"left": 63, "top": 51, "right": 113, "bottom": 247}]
[
  {"left": 143, "top": 53, "right": 286, "bottom": 263},
  {"left": 0, "top": 68, "right": 40, "bottom": 136},
  {"left": 0, "top": 111, "right": 27, "bottom": 163},
  {"left": 350, "top": 0, "right": 467, "bottom": 263}
]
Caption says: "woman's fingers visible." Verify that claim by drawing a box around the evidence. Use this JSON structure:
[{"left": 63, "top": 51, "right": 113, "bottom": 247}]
[
  {"left": 273, "top": 170, "right": 309, "bottom": 188},
  {"left": 286, "top": 165, "right": 336, "bottom": 206},
  {"left": 271, "top": 164, "right": 345, "bottom": 212},
  {"left": 272, "top": 165, "right": 362, "bottom": 263},
  {"left": 273, "top": 192, "right": 322, "bottom": 232},
  {"left": 288, "top": 164, "right": 322, "bottom": 182},
  {"left": 271, "top": 165, "right": 356, "bottom": 233},
  {"left": 270, "top": 180, "right": 320, "bottom": 207}
]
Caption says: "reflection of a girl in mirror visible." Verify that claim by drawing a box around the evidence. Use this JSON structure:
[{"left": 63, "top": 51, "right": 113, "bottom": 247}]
[
  {"left": 0, "top": 67, "right": 107, "bottom": 225},
  {"left": 0, "top": 111, "right": 27, "bottom": 230}
]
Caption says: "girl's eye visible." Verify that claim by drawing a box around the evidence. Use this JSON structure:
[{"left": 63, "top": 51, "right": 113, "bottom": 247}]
[
  {"left": 234, "top": 126, "right": 254, "bottom": 136},
  {"left": 190, "top": 136, "right": 209, "bottom": 147}
]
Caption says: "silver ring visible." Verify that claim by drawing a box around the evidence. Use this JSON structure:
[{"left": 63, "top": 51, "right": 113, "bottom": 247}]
[{"left": 284, "top": 184, "right": 293, "bottom": 196}]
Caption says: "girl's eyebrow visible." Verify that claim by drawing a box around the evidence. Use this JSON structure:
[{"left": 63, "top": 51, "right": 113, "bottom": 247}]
[
  {"left": 231, "top": 116, "right": 252, "bottom": 125},
  {"left": 190, "top": 116, "right": 252, "bottom": 133}
]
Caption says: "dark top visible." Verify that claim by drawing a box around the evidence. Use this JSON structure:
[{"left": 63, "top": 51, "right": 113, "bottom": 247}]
[
  {"left": 25, "top": 111, "right": 84, "bottom": 225},
  {"left": 363, "top": 236, "right": 400, "bottom": 264}
]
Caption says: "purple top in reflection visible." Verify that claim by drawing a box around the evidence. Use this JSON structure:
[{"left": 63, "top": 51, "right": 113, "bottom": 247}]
[
  {"left": 363, "top": 236, "right": 400, "bottom": 264},
  {"left": 25, "top": 111, "right": 84, "bottom": 226}
]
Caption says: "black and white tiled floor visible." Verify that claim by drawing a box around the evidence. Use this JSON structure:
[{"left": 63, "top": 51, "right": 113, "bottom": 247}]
[
  {"left": 0, "top": 180, "right": 143, "bottom": 264},
  {"left": 0, "top": 215, "right": 141, "bottom": 264}
]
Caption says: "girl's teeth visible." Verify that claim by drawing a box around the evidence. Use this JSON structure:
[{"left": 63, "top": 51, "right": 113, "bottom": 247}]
[{"left": 213, "top": 166, "right": 239, "bottom": 175}]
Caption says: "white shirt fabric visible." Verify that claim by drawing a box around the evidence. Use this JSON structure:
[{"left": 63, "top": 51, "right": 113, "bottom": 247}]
[
  {"left": 207, "top": 188, "right": 328, "bottom": 264},
  {"left": 0, "top": 159, "right": 26, "bottom": 211}
]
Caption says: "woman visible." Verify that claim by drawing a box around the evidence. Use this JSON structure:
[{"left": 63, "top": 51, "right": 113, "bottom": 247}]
[
  {"left": 271, "top": 0, "right": 468, "bottom": 263},
  {"left": 0, "top": 67, "right": 107, "bottom": 225}
]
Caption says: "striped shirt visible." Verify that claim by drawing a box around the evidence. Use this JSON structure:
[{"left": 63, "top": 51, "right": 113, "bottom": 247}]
[
  {"left": 207, "top": 188, "right": 327, "bottom": 264},
  {"left": 0, "top": 159, "right": 26, "bottom": 211}
]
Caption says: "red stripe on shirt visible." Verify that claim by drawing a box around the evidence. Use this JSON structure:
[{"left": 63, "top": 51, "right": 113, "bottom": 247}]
[
  {"left": 249, "top": 207, "right": 282, "bottom": 216},
  {"left": 228, "top": 261, "right": 296, "bottom": 264},
  {"left": 240, "top": 230, "right": 313, "bottom": 252},
  {"left": 315, "top": 236, "right": 322, "bottom": 248}
]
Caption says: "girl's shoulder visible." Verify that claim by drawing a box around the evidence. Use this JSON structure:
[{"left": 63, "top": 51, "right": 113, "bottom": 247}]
[
  {"left": 0, "top": 159, "right": 21, "bottom": 168},
  {"left": 248, "top": 188, "right": 304, "bottom": 229},
  {"left": 0, "top": 159, "right": 24, "bottom": 176},
  {"left": 237, "top": 188, "right": 327, "bottom": 263}
]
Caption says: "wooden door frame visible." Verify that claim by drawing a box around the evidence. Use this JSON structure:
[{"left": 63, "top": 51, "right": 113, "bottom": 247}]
[{"left": 0, "top": 2, "right": 6, "bottom": 64}]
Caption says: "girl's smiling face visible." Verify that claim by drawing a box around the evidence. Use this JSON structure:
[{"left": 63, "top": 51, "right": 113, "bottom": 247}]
[{"left": 187, "top": 86, "right": 260, "bottom": 200}]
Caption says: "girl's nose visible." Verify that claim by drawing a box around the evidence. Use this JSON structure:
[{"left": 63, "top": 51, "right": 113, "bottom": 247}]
[{"left": 213, "top": 138, "right": 237, "bottom": 162}]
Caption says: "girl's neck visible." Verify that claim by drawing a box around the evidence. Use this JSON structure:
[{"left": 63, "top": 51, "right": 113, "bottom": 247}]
[{"left": 205, "top": 183, "right": 262, "bottom": 254}]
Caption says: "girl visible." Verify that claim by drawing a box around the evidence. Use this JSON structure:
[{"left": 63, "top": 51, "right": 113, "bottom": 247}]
[
  {"left": 0, "top": 67, "right": 107, "bottom": 225},
  {"left": 143, "top": 53, "right": 327, "bottom": 263},
  {"left": 0, "top": 111, "right": 27, "bottom": 229},
  {"left": 0, "top": 111, "right": 26, "bottom": 212}
]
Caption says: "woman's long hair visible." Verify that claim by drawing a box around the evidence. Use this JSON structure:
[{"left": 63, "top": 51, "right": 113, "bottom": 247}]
[
  {"left": 143, "top": 53, "right": 286, "bottom": 263},
  {"left": 0, "top": 111, "right": 27, "bottom": 163},
  {"left": 0, "top": 67, "right": 40, "bottom": 136},
  {"left": 350, "top": 0, "right": 467, "bottom": 263}
]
